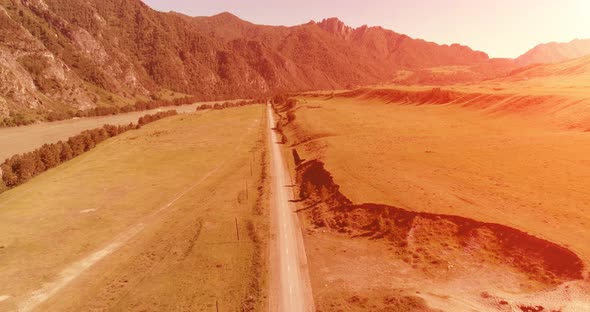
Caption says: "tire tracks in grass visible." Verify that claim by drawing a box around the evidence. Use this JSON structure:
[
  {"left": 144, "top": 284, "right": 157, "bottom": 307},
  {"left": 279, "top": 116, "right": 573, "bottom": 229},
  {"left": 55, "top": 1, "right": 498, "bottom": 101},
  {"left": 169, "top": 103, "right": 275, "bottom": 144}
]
[{"left": 17, "top": 114, "right": 260, "bottom": 312}]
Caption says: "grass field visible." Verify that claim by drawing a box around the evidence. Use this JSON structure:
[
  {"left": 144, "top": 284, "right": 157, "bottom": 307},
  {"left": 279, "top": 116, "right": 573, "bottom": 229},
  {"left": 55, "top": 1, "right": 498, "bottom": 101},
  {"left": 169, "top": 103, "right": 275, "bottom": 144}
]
[
  {"left": 0, "top": 100, "right": 248, "bottom": 162},
  {"left": 0, "top": 105, "right": 269, "bottom": 311},
  {"left": 282, "top": 90, "right": 590, "bottom": 311},
  {"left": 291, "top": 95, "right": 590, "bottom": 260}
]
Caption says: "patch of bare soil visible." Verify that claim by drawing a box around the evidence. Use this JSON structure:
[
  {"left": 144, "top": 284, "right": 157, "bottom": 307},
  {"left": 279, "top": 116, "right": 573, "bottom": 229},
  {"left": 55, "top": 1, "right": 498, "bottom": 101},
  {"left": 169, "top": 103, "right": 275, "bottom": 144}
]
[{"left": 319, "top": 288, "right": 439, "bottom": 312}]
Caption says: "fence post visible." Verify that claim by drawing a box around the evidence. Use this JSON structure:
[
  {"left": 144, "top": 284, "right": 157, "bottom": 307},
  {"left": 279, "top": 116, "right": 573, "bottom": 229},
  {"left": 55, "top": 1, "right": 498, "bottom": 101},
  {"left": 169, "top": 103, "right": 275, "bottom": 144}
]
[{"left": 235, "top": 217, "right": 240, "bottom": 241}]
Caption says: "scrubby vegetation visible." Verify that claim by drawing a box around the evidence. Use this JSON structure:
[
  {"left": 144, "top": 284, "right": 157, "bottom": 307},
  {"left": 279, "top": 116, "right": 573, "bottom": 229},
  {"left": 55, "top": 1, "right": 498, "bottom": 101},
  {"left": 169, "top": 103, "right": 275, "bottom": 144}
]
[
  {"left": 0, "top": 110, "right": 177, "bottom": 192},
  {"left": 17, "top": 55, "right": 61, "bottom": 93},
  {"left": 0, "top": 111, "right": 37, "bottom": 127}
]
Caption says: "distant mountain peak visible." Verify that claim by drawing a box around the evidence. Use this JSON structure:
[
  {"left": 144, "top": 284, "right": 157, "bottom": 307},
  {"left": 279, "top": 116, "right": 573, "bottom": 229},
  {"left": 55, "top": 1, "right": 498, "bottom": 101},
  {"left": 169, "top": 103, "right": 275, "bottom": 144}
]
[
  {"left": 213, "top": 11, "right": 238, "bottom": 18},
  {"left": 210, "top": 11, "right": 242, "bottom": 21},
  {"left": 317, "top": 17, "right": 353, "bottom": 37},
  {"left": 516, "top": 38, "right": 590, "bottom": 66}
]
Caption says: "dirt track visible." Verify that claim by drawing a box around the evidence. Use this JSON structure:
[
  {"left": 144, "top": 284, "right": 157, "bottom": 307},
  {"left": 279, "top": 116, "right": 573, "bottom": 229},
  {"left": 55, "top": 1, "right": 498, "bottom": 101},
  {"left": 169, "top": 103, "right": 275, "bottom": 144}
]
[{"left": 267, "top": 104, "right": 314, "bottom": 311}]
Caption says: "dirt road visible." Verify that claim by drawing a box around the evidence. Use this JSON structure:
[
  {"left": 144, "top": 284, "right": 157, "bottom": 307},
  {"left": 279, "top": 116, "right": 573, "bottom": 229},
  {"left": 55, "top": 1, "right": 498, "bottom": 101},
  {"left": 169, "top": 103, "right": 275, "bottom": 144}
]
[{"left": 267, "top": 104, "right": 314, "bottom": 312}]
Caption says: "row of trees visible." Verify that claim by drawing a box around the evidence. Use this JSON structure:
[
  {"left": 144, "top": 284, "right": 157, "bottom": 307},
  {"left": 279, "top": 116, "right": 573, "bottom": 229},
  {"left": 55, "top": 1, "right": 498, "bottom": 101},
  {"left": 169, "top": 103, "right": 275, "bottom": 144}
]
[
  {"left": 0, "top": 110, "right": 177, "bottom": 192},
  {"left": 196, "top": 100, "right": 261, "bottom": 111},
  {"left": 137, "top": 110, "right": 177, "bottom": 126},
  {"left": 45, "top": 96, "right": 199, "bottom": 122},
  {"left": 0, "top": 112, "right": 36, "bottom": 127},
  {"left": 2, "top": 96, "right": 269, "bottom": 128},
  {"left": 0, "top": 97, "right": 196, "bottom": 127}
]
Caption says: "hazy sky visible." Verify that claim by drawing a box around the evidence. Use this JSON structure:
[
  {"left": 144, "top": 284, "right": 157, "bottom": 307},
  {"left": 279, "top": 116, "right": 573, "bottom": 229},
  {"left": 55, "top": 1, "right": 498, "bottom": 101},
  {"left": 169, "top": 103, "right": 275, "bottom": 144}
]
[{"left": 142, "top": 0, "right": 590, "bottom": 58}]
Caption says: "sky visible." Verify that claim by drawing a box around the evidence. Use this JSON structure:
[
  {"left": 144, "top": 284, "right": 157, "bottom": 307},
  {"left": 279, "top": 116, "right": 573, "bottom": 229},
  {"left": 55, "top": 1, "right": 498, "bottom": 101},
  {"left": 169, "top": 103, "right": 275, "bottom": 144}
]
[{"left": 142, "top": 0, "right": 590, "bottom": 58}]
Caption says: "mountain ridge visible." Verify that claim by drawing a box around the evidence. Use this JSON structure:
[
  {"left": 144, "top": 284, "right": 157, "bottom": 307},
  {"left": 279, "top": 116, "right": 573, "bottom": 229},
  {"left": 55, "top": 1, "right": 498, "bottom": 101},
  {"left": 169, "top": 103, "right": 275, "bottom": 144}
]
[{"left": 0, "top": 0, "right": 514, "bottom": 123}]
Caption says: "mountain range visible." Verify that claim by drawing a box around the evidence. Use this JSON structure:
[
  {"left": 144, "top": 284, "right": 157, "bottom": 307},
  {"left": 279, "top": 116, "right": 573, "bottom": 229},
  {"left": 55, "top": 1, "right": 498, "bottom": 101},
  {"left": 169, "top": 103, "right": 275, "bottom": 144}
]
[{"left": 1, "top": 0, "right": 589, "bottom": 122}]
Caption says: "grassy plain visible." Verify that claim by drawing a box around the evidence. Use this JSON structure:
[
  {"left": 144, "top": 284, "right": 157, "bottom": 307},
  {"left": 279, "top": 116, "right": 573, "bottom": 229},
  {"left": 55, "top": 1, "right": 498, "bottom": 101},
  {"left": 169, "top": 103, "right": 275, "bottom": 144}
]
[
  {"left": 284, "top": 84, "right": 590, "bottom": 310},
  {"left": 0, "top": 105, "right": 269, "bottom": 311},
  {"left": 0, "top": 100, "right": 244, "bottom": 162}
]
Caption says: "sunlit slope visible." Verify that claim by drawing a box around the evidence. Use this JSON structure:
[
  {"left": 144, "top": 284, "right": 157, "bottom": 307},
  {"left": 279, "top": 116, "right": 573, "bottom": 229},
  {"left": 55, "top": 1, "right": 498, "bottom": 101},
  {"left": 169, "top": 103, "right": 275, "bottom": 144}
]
[
  {"left": 515, "top": 39, "right": 590, "bottom": 66},
  {"left": 501, "top": 54, "right": 590, "bottom": 92},
  {"left": 327, "top": 55, "right": 590, "bottom": 129}
]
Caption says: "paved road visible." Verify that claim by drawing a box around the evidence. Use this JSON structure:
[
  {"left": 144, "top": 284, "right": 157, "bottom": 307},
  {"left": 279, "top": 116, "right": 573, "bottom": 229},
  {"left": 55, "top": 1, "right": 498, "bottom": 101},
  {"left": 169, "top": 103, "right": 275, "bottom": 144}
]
[{"left": 267, "top": 104, "right": 314, "bottom": 312}]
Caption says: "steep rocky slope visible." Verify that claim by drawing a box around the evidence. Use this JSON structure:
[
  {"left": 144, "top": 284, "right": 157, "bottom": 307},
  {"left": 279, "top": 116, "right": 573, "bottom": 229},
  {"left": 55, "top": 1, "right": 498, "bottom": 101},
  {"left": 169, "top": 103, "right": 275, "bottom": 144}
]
[{"left": 0, "top": 0, "right": 512, "bottom": 123}]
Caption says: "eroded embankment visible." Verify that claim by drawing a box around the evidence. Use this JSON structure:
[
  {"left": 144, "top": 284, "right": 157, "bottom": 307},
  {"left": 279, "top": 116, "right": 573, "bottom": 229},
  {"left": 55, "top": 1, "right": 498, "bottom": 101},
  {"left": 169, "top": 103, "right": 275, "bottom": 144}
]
[
  {"left": 304, "top": 88, "right": 543, "bottom": 108},
  {"left": 295, "top": 159, "right": 584, "bottom": 286},
  {"left": 339, "top": 88, "right": 556, "bottom": 111},
  {"left": 273, "top": 96, "right": 587, "bottom": 287}
]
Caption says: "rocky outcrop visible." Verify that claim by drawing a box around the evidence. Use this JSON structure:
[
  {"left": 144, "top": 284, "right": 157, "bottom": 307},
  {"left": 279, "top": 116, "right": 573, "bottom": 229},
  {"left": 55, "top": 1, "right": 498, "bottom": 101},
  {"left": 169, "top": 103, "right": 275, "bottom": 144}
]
[{"left": 0, "top": 3, "right": 95, "bottom": 117}]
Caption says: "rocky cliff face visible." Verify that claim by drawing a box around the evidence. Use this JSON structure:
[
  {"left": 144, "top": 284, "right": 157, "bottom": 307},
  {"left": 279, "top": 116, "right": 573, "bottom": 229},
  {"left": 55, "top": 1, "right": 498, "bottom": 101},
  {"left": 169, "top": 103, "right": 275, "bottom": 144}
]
[
  {"left": 0, "top": 2, "right": 94, "bottom": 115},
  {"left": 0, "top": 0, "right": 513, "bottom": 122}
]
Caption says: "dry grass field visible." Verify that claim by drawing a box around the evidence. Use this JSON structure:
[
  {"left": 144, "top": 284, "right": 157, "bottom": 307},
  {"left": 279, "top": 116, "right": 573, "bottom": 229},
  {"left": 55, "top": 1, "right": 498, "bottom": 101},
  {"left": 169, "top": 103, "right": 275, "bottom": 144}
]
[
  {"left": 278, "top": 79, "right": 590, "bottom": 311},
  {"left": 0, "top": 100, "right": 249, "bottom": 162},
  {"left": 0, "top": 105, "right": 269, "bottom": 311}
]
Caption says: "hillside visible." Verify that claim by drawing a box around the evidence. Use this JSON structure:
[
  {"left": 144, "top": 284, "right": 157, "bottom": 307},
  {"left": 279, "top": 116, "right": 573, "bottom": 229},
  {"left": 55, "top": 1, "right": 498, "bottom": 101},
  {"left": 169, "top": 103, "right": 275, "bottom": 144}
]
[
  {"left": 509, "top": 54, "right": 590, "bottom": 80},
  {"left": 477, "top": 54, "right": 590, "bottom": 100},
  {"left": 0, "top": 0, "right": 512, "bottom": 123},
  {"left": 516, "top": 38, "right": 590, "bottom": 66}
]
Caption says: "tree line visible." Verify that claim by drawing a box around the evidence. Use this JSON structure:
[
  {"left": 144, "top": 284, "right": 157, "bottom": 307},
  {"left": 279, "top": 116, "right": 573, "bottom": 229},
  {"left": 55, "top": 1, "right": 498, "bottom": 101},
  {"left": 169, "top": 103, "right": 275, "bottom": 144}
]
[
  {"left": 0, "top": 110, "right": 177, "bottom": 192},
  {"left": 1, "top": 96, "right": 198, "bottom": 127},
  {"left": 45, "top": 96, "right": 199, "bottom": 122},
  {"left": 195, "top": 99, "right": 261, "bottom": 111},
  {"left": 2, "top": 96, "right": 268, "bottom": 128}
]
